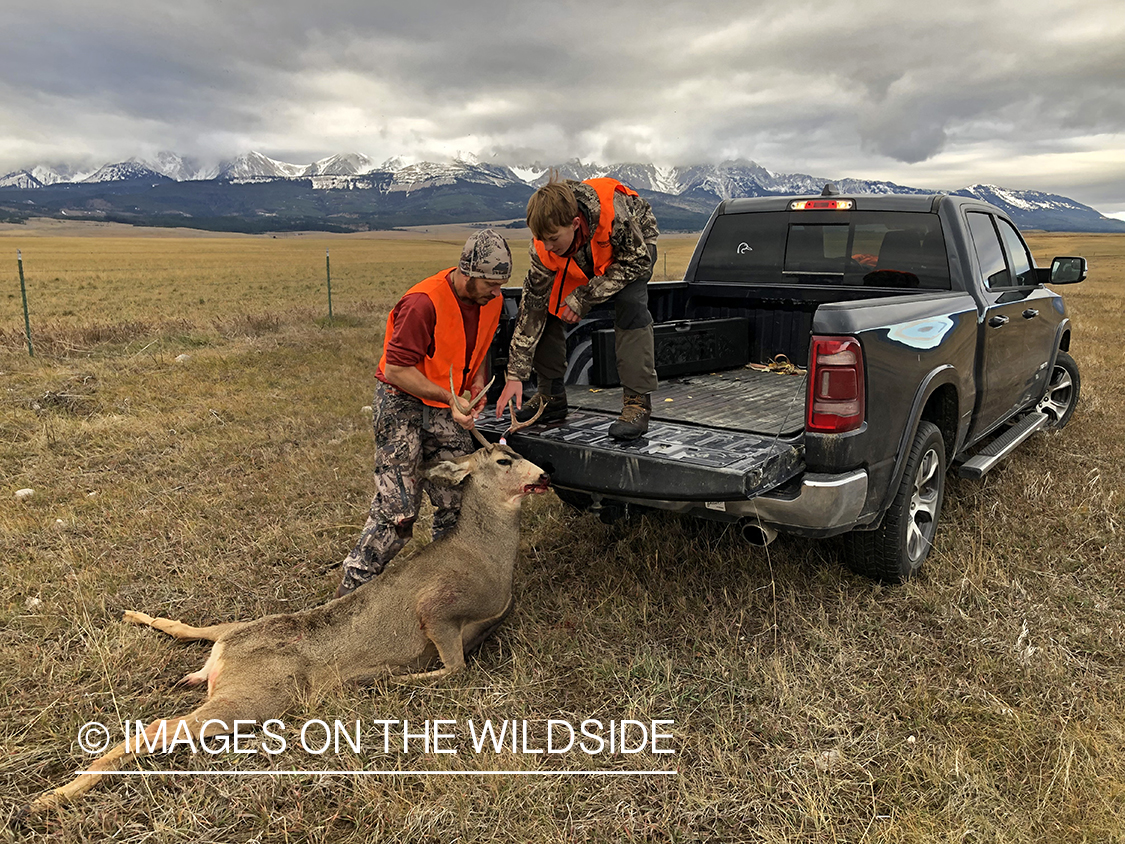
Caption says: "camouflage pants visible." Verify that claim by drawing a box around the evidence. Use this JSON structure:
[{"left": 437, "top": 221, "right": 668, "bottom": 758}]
[
  {"left": 532, "top": 269, "right": 658, "bottom": 395},
  {"left": 339, "top": 381, "right": 472, "bottom": 591}
]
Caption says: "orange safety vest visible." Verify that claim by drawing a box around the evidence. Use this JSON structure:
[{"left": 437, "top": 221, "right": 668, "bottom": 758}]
[
  {"left": 377, "top": 269, "right": 502, "bottom": 408},
  {"left": 535, "top": 178, "right": 639, "bottom": 316}
]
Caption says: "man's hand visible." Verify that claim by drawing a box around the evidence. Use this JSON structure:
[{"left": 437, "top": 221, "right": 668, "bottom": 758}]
[
  {"left": 470, "top": 375, "right": 489, "bottom": 414},
  {"left": 558, "top": 303, "right": 580, "bottom": 325},
  {"left": 496, "top": 379, "right": 524, "bottom": 418},
  {"left": 449, "top": 399, "right": 476, "bottom": 430}
]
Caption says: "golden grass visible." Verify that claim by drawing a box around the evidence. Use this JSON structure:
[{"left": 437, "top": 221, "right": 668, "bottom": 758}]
[
  {"left": 0, "top": 231, "right": 697, "bottom": 356},
  {"left": 1, "top": 227, "right": 1123, "bottom": 842}
]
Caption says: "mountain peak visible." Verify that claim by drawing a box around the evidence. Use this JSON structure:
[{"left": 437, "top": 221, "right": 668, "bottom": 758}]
[
  {"left": 304, "top": 152, "right": 378, "bottom": 177},
  {"left": 130, "top": 151, "right": 217, "bottom": 181},
  {"left": 219, "top": 151, "right": 305, "bottom": 180},
  {"left": 82, "top": 161, "right": 170, "bottom": 183},
  {"left": 0, "top": 170, "right": 42, "bottom": 189}
]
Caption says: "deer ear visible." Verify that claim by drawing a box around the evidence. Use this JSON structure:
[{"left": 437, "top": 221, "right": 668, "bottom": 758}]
[{"left": 423, "top": 458, "right": 472, "bottom": 486}]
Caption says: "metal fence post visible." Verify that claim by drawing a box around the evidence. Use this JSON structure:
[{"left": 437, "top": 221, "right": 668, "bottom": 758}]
[
  {"left": 326, "top": 249, "right": 333, "bottom": 320},
  {"left": 17, "top": 249, "right": 33, "bottom": 357}
]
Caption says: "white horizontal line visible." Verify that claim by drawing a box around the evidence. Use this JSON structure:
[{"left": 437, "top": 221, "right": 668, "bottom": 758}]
[{"left": 80, "top": 769, "right": 677, "bottom": 777}]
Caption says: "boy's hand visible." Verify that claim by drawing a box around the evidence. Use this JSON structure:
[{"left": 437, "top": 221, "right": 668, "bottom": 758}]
[{"left": 496, "top": 379, "right": 524, "bottom": 417}]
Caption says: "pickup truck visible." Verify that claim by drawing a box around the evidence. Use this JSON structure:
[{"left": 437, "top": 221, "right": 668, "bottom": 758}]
[{"left": 476, "top": 189, "right": 1087, "bottom": 583}]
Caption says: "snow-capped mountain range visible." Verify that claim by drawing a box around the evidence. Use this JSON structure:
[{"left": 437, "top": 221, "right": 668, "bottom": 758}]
[{"left": 2, "top": 150, "right": 1122, "bottom": 233}]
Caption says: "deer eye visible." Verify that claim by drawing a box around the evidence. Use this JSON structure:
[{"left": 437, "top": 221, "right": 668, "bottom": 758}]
[{"left": 496, "top": 458, "right": 512, "bottom": 466}]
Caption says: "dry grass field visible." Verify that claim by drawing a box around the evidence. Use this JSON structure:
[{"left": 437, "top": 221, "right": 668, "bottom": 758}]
[{"left": 0, "top": 223, "right": 1122, "bottom": 842}]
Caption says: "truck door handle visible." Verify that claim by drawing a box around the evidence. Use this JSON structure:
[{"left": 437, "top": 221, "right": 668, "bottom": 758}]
[
  {"left": 1022, "top": 308, "right": 1039, "bottom": 319},
  {"left": 988, "top": 315, "right": 1009, "bottom": 327}
]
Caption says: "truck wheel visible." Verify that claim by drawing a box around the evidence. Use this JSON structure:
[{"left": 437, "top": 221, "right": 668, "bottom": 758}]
[
  {"left": 1038, "top": 350, "right": 1080, "bottom": 429},
  {"left": 843, "top": 421, "right": 945, "bottom": 583}
]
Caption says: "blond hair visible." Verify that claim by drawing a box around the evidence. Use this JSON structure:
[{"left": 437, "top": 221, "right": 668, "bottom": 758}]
[{"left": 526, "top": 174, "right": 578, "bottom": 240}]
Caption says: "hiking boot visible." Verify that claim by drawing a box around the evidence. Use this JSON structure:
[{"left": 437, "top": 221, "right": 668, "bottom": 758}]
[
  {"left": 609, "top": 392, "right": 651, "bottom": 440},
  {"left": 515, "top": 386, "right": 568, "bottom": 424},
  {"left": 334, "top": 580, "right": 355, "bottom": 600}
]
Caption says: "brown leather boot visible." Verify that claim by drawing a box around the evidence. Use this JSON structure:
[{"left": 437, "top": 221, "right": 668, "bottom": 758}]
[
  {"left": 515, "top": 380, "right": 568, "bottom": 424},
  {"left": 609, "top": 392, "right": 651, "bottom": 440}
]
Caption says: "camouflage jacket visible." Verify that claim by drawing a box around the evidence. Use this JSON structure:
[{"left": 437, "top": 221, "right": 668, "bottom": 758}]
[{"left": 507, "top": 180, "right": 659, "bottom": 382}]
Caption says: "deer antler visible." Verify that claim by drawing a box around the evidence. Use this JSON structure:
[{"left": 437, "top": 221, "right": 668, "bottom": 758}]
[
  {"left": 500, "top": 396, "right": 545, "bottom": 444},
  {"left": 449, "top": 368, "right": 496, "bottom": 449}
]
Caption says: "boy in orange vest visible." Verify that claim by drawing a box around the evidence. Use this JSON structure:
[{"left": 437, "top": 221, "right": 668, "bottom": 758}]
[
  {"left": 335, "top": 229, "right": 512, "bottom": 598},
  {"left": 496, "top": 176, "right": 659, "bottom": 439}
]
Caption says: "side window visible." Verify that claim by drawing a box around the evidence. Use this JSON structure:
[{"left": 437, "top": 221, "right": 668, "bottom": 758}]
[
  {"left": 996, "top": 219, "right": 1037, "bottom": 286},
  {"left": 966, "top": 212, "right": 1011, "bottom": 289}
]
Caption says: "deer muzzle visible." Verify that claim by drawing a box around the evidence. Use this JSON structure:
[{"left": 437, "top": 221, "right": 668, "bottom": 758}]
[{"left": 523, "top": 473, "right": 551, "bottom": 495}]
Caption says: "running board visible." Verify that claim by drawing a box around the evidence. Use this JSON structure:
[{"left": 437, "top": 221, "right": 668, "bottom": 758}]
[{"left": 957, "top": 412, "right": 1049, "bottom": 479}]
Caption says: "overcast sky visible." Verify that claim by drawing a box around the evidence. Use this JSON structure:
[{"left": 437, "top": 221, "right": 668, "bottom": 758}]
[{"left": 2, "top": 0, "right": 1123, "bottom": 216}]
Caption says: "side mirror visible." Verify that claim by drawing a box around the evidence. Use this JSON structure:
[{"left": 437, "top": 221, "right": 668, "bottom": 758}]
[{"left": 1049, "top": 256, "right": 1087, "bottom": 284}]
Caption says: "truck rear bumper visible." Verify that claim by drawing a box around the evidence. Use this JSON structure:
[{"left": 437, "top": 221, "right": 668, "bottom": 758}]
[
  {"left": 709, "top": 470, "right": 868, "bottom": 532},
  {"left": 557, "top": 469, "right": 869, "bottom": 537}
]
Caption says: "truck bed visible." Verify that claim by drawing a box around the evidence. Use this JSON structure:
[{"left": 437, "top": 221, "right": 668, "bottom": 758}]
[
  {"left": 565, "top": 368, "right": 807, "bottom": 437},
  {"left": 477, "top": 368, "right": 806, "bottom": 501}
]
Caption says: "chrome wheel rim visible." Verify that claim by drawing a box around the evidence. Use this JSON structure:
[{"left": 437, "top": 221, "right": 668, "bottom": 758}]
[
  {"left": 1038, "top": 364, "right": 1074, "bottom": 425},
  {"left": 907, "top": 448, "right": 941, "bottom": 562}
]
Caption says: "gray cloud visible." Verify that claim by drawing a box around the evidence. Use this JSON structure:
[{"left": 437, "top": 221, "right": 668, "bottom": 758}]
[{"left": 1, "top": 0, "right": 1123, "bottom": 212}]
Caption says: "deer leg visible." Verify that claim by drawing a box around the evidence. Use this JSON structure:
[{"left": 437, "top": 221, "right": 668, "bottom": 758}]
[
  {"left": 123, "top": 613, "right": 238, "bottom": 687},
  {"left": 23, "top": 693, "right": 257, "bottom": 815},
  {"left": 176, "top": 642, "right": 225, "bottom": 689},
  {"left": 395, "top": 617, "right": 467, "bottom": 683},
  {"left": 461, "top": 594, "right": 515, "bottom": 657},
  {"left": 123, "top": 610, "right": 246, "bottom": 642}
]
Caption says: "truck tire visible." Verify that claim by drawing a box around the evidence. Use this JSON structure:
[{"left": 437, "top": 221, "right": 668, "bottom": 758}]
[
  {"left": 1038, "top": 350, "right": 1080, "bottom": 429},
  {"left": 843, "top": 420, "right": 945, "bottom": 583}
]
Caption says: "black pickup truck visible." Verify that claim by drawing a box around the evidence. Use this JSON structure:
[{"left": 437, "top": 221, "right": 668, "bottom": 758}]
[{"left": 477, "top": 189, "right": 1087, "bottom": 583}]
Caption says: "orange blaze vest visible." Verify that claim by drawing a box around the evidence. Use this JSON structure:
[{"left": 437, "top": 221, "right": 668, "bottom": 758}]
[
  {"left": 535, "top": 178, "right": 639, "bottom": 316},
  {"left": 378, "top": 269, "right": 502, "bottom": 408}
]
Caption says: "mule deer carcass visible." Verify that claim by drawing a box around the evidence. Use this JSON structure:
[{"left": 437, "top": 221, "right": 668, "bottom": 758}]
[{"left": 25, "top": 439, "right": 549, "bottom": 814}]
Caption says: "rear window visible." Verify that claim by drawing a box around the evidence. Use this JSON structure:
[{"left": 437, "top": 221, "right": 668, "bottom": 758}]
[{"left": 696, "top": 211, "right": 951, "bottom": 290}]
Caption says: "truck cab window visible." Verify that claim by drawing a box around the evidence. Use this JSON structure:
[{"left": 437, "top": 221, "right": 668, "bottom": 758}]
[
  {"left": 966, "top": 212, "right": 1012, "bottom": 289},
  {"left": 693, "top": 212, "right": 788, "bottom": 283},
  {"left": 785, "top": 223, "right": 849, "bottom": 278},
  {"left": 997, "top": 219, "right": 1037, "bottom": 287},
  {"left": 696, "top": 210, "right": 949, "bottom": 289}
]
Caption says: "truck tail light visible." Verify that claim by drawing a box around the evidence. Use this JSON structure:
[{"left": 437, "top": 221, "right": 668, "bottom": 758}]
[{"left": 806, "top": 336, "right": 865, "bottom": 433}]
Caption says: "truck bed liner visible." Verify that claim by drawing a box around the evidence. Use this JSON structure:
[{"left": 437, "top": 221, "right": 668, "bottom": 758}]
[{"left": 568, "top": 368, "right": 807, "bottom": 437}]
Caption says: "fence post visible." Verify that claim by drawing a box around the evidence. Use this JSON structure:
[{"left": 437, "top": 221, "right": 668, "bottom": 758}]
[
  {"left": 17, "top": 249, "right": 33, "bottom": 357},
  {"left": 326, "top": 249, "right": 333, "bottom": 320}
]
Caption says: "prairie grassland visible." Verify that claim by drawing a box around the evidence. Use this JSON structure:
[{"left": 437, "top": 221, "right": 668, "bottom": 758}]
[
  {"left": 0, "top": 229, "right": 696, "bottom": 356},
  {"left": 1, "top": 228, "right": 1123, "bottom": 843}
]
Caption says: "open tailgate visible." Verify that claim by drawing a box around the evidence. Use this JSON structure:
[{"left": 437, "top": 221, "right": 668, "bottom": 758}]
[{"left": 476, "top": 407, "right": 803, "bottom": 501}]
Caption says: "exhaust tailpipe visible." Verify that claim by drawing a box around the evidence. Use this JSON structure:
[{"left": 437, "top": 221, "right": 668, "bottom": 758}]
[{"left": 741, "top": 520, "right": 778, "bottom": 547}]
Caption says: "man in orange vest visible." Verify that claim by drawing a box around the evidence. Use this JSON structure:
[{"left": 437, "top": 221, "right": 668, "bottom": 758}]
[
  {"left": 496, "top": 176, "right": 659, "bottom": 439},
  {"left": 335, "top": 229, "right": 511, "bottom": 598}
]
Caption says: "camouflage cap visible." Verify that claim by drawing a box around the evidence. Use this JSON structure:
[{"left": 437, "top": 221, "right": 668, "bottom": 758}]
[{"left": 459, "top": 228, "right": 513, "bottom": 280}]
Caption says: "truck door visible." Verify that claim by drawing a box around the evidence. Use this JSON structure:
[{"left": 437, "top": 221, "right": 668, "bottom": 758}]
[{"left": 966, "top": 211, "right": 1059, "bottom": 434}]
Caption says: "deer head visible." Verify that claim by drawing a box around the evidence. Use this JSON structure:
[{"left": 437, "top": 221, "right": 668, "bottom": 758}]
[{"left": 425, "top": 443, "right": 550, "bottom": 503}]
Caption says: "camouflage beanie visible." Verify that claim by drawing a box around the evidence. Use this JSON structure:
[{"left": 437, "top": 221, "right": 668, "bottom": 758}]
[{"left": 459, "top": 229, "right": 513, "bottom": 280}]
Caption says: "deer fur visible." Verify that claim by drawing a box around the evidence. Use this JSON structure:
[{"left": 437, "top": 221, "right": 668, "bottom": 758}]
[{"left": 25, "top": 443, "right": 549, "bottom": 814}]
